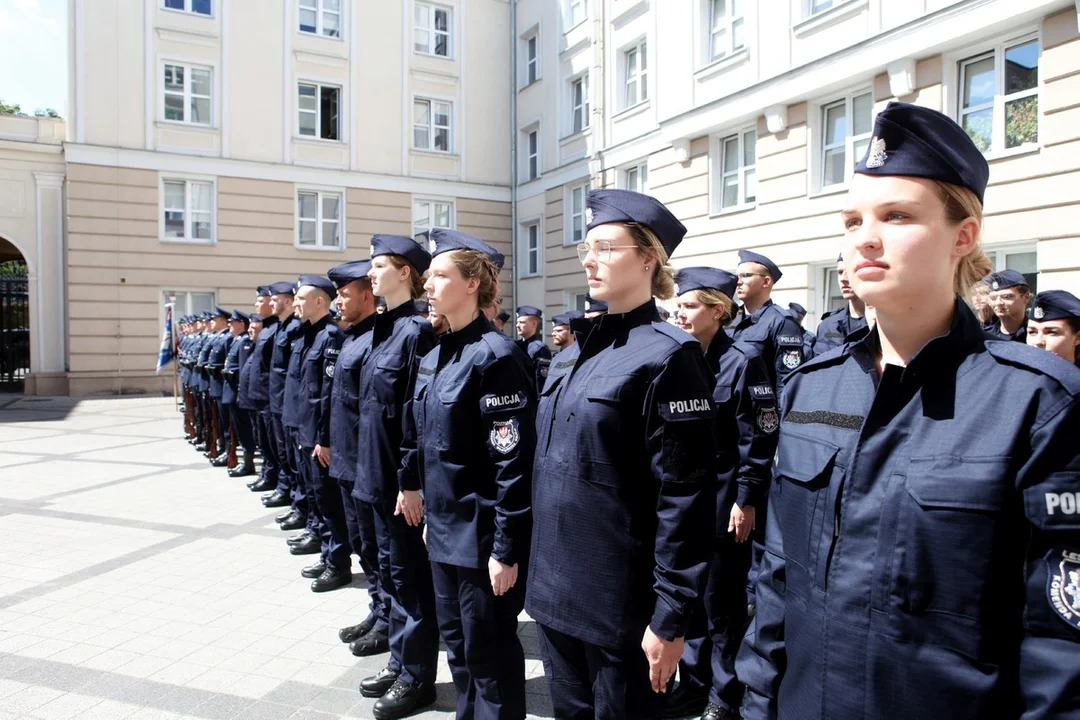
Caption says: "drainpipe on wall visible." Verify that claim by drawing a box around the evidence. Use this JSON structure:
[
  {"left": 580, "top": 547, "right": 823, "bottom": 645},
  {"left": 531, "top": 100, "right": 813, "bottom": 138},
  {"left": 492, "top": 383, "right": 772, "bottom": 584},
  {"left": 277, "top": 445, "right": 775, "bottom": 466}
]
[
  {"left": 590, "top": 0, "right": 606, "bottom": 186},
  {"left": 509, "top": 0, "right": 519, "bottom": 339}
]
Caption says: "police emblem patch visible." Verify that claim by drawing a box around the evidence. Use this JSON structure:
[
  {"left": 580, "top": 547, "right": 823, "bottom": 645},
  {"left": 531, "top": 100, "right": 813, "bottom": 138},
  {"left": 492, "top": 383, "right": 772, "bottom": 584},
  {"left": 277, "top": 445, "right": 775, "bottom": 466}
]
[
  {"left": 782, "top": 350, "right": 802, "bottom": 369},
  {"left": 1034, "top": 306, "right": 1045, "bottom": 320},
  {"left": 865, "top": 136, "right": 888, "bottom": 169},
  {"left": 325, "top": 363, "right": 335, "bottom": 378},
  {"left": 1047, "top": 548, "right": 1080, "bottom": 630},
  {"left": 489, "top": 419, "right": 520, "bottom": 455},
  {"left": 756, "top": 406, "right": 779, "bottom": 434},
  {"left": 992, "top": 281, "right": 999, "bottom": 291},
  {"left": 585, "top": 207, "right": 594, "bottom": 225}
]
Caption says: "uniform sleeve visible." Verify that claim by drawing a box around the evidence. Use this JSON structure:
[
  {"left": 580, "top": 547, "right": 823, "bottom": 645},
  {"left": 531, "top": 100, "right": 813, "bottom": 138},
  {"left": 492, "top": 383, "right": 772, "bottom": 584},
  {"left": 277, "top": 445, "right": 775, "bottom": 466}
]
[
  {"left": 1016, "top": 395, "right": 1080, "bottom": 717},
  {"left": 773, "top": 315, "right": 807, "bottom": 386},
  {"left": 733, "top": 355, "right": 779, "bottom": 508},
  {"left": 317, "top": 331, "right": 343, "bottom": 447},
  {"left": 644, "top": 345, "right": 718, "bottom": 641},
  {"left": 397, "top": 363, "right": 425, "bottom": 493},
  {"left": 478, "top": 355, "right": 536, "bottom": 567}
]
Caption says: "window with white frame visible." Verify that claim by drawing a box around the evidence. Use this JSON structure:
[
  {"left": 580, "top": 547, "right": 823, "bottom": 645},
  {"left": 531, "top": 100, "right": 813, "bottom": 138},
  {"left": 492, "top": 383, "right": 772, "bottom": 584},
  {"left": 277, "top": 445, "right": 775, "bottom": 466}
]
[
  {"left": 819, "top": 90, "right": 873, "bottom": 190},
  {"left": 569, "top": 292, "right": 587, "bottom": 312},
  {"left": 298, "top": 0, "right": 341, "bottom": 37},
  {"left": 708, "top": 0, "right": 745, "bottom": 62},
  {"left": 413, "top": 98, "right": 451, "bottom": 152},
  {"left": 986, "top": 244, "right": 1039, "bottom": 293},
  {"left": 819, "top": 265, "right": 845, "bottom": 317},
  {"left": 567, "top": 183, "right": 589, "bottom": 245},
  {"left": 413, "top": 199, "right": 453, "bottom": 245},
  {"left": 571, "top": 74, "right": 590, "bottom": 134},
  {"left": 623, "top": 163, "right": 648, "bottom": 193},
  {"left": 623, "top": 41, "right": 648, "bottom": 109},
  {"left": 718, "top": 128, "right": 756, "bottom": 210},
  {"left": 959, "top": 36, "right": 1039, "bottom": 154},
  {"left": 523, "top": 31, "right": 539, "bottom": 86},
  {"left": 298, "top": 82, "right": 340, "bottom": 140},
  {"left": 163, "top": 0, "right": 211, "bottom": 15},
  {"left": 297, "top": 190, "right": 343, "bottom": 249},
  {"left": 566, "top": 0, "right": 586, "bottom": 30},
  {"left": 809, "top": 0, "right": 834, "bottom": 15},
  {"left": 162, "top": 179, "right": 214, "bottom": 243},
  {"left": 522, "top": 222, "right": 541, "bottom": 277},
  {"left": 524, "top": 128, "right": 539, "bottom": 180},
  {"left": 165, "top": 290, "right": 216, "bottom": 317},
  {"left": 163, "top": 63, "right": 212, "bottom": 125},
  {"left": 415, "top": 2, "right": 450, "bottom": 57}
]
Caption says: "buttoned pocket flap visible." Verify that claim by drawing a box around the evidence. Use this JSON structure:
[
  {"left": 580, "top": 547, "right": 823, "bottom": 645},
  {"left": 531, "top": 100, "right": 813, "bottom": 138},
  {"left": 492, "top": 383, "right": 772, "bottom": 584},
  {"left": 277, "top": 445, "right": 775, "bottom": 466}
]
[
  {"left": 775, "top": 432, "right": 838, "bottom": 484},
  {"left": 905, "top": 456, "right": 1010, "bottom": 512}
]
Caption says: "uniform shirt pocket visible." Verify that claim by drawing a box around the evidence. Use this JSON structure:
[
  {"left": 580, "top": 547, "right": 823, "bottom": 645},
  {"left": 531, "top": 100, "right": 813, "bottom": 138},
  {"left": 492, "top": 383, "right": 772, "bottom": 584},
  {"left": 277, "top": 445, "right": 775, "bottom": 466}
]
[
  {"left": 373, "top": 354, "right": 405, "bottom": 407},
  {"left": 774, "top": 431, "right": 840, "bottom": 585},
  {"left": 580, "top": 374, "right": 639, "bottom": 473}
]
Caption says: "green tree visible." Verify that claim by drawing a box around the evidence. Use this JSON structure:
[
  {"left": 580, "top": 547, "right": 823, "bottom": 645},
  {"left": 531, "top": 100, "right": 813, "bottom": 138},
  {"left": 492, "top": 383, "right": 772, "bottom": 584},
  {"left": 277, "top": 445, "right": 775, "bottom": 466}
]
[
  {"left": 33, "top": 108, "right": 60, "bottom": 119},
  {"left": 0, "top": 261, "right": 28, "bottom": 277},
  {"left": 0, "top": 100, "right": 24, "bottom": 116}
]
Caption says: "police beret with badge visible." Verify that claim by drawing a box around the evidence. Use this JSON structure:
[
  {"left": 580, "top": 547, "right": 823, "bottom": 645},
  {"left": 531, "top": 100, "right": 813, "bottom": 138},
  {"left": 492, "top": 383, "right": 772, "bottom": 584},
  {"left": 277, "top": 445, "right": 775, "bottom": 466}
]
[
  {"left": 371, "top": 233, "right": 432, "bottom": 274},
  {"left": 517, "top": 305, "right": 543, "bottom": 320},
  {"left": 229, "top": 310, "right": 249, "bottom": 325},
  {"left": 675, "top": 266, "right": 739, "bottom": 300},
  {"left": 297, "top": 274, "right": 336, "bottom": 296},
  {"left": 987, "top": 269, "right": 1028, "bottom": 292},
  {"left": 256, "top": 285, "right": 272, "bottom": 297},
  {"left": 585, "top": 188, "right": 688, "bottom": 257},
  {"left": 552, "top": 311, "right": 584, "bottom": 327},
  {"left": 854, "top": 101, "right": 991, "bottom": 204},
  {"left": 248, "top": 314, "right": 265, "bottom": 323},
  {"left": 789, "top": 302, "right": 807, "bottom": 316},
  {"left": 738, "top": 250, "right": 782, "bottom": 283},
  {"left": 1031, "top": 290, "right": 1080, "bottom": 322},
  {"left": 430, "top": 228, "right": 505, "bottom": 270},
  {"left": 213, "top": 306, "right": 230, "bottom": 320},
  {"left": 327, "top": 260, "right": 372, "bottom": 290},
  {"left": 268, "top": 281, "right": 296, "bottom": 296}
]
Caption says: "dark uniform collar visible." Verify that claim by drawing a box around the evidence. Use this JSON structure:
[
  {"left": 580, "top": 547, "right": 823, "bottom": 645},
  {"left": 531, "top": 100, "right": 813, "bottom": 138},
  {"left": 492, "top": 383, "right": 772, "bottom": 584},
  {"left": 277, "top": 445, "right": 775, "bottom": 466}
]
[
  {"left": 592, "top": 299, "right": 659, "bottom": 333},
  {"left": 373, "top": 299, "right": 418, "bottom": 342},
  {"left": 305, "top": 314, "right": 331, "bottom": 337},
  {"left": 851, "top": 298, "right": 984, "bottom": 381},
  {"left": 735, "top": 299, "right": 775, "bottom": 327},
  {"left": 703, "top": 327, "right": 734, "bottom": 366},
  {"left": 346, "top": 312, "right": 377, "bottom": 338},
  {"left": 261, "top": 315, "right": 279, "bottom": 327},
  {"left": 439, "top": 313, "right": 492, "bottom": 352}
]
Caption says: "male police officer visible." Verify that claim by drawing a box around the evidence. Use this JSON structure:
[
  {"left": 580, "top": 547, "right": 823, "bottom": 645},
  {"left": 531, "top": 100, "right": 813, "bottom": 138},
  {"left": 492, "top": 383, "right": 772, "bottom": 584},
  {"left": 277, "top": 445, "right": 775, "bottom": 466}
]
[
  {"left": 516, "top": 305, "right": 552, "bottom": 390},
  {"left": 267, "top": 283, "right": 309, "bottom": 533},
  {"left": 494, "top": 309, "right": 511, "bottom": 333},
  {"left": 814, "top": 255, "right": 868, "bottom": 354},
  {"left": 223, "top": 310, "right": 257, "bottom": 478},
  {"left": 985, "top": 269, "right": 1031, "bottom": 342},
  {"left": 729, "top": 251, "right": 806, "bottom": 387},
  {"left": 204, "top": 308, "right": 233, "bottom": 464},
  {"left": 248, "top": 287, "right": 286, "bottom": 498},
  {"left": 550, "top": 311, "right": 582, "bottom": 352},
  {"left": 785, "top": 303, "right": 816, "bottom": 358}
]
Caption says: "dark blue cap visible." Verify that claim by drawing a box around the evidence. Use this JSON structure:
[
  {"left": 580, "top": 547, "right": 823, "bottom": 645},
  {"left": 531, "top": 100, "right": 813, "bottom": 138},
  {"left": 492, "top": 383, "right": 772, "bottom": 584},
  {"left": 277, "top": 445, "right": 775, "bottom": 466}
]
[
  {"left": 414, "top": 299, "right": 431, "bottom": 314},
  {"left": 297, "top": 275, "right": 335, "bottom": 296},
  {"left": 1031, "top": 290, "right": 1080, "bottom": 322},
  {"left": 256, "top": 285, "right": 272, "bottom": 297},
  {"left": 553, "top": 310, "right": 585, "bottom": 326},
  {"left": 327, "top": 260, "right": 372, "bottom": 290},
  {"left": 585, "top": 189, "right": 687, "bottom": 256},
  {"left": 988, "top": 269, "right": 1028, "bottom": 291},
  {"left": 675, "top": 267, "right": 739, "bottom": 300},
  {"left": 585, "top": 293, "right": 608, "bottom": 313},
  {"left": 377, "top": 296, "right": 387, "bottom": 308},
  {"left": 213, "top": 306, "right": 230, "bottom": 320},
  {"left": 517, "top": 305, "right": 543, "bottom": 319},
  {"left": 788, "top": 302, "right": 807, "bottom": 315},
  {"left": 328, "top": 304, "right": 341, "bottom": 320},
  {"left": 738, "top": 250, "right": 782, "bottom": 282},
  {"left": 656, "top": 305, "right": 671, "bottom": 320},
  {"left": 201, "top": 311, "right": 213, "bottom": 321},
  {"left": 249, "top": 314, "right": 266, "bottom": 323},
  {"left": 229, "top": 310, "right": 249, "bottom": 324},
  {"left": 430, "top": 228, "right": 505, "bottom": 270},
  {"left": 855, "top": 101, "right": 990, "bottom": 204},
  {"left": 269, "top": 281, "right": 296, "bottom": 296},
  {"left": 371, "top": 234, "right": 432, "bottom": 274},
  {"left": 496, "top": 310, "right": 510, "bottom": 323}
]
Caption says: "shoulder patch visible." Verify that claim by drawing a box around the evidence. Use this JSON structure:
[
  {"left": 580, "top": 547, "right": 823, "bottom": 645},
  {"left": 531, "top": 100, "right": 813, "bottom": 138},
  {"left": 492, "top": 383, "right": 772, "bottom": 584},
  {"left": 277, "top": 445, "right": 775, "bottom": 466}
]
[
  {"left": 1047, "top": 548, "right": 1080, "bottom": 631},
  {"left": 778, "top": 335, "right": 803, "bottom": 345},
  {"left": 985, "top": 342, "right": 1080, "bottom": 396},
  {"left": 748, "top": 384, "right": 775, "bottom": 401},
  {"left": 481, "top": 331, "right": 515, "bottom": 360},
  {"left": 480, "top": 391, "right": 528, "bottom": 414}
]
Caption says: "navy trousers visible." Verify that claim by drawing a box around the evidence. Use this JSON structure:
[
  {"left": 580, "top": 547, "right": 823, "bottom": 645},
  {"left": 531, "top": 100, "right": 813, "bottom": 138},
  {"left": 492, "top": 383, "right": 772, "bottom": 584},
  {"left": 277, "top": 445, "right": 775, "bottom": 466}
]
[
  {"left": 302, "top": 448, "right": 350, "bottom": 572},
  {"left": 226, "top": 403, "right": 256, "bottom": 454},
  {"left": 270, "top": 413, "right": 298, "bottom": 506},
  {"left": 256, "top": 411, "right": 279, "bottom": 482},
  {"left": 342, "top": 489, "right": 391, "bottom": 633}
]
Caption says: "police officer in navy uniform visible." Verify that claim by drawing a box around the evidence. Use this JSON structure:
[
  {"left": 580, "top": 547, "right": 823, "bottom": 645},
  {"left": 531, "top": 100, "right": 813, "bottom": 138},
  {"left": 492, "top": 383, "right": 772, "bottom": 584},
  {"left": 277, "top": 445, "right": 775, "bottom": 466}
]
[
  {"left": 785, "top": 303, "right": 816, "bottom": 357},
  {"left": 222, "top": 310, "right": 257, "bottom": 477},
  {"left": 527, "top": 189, "right": 717, "bottom": 719},
  {"left": 205, "top": 307, "right": 233, "bottom": 465},
  {"left": 670, "top": 267, "right": 778, "bottom": 720},
  {"left": 1027, "top": 290, "right": 1080, "bottom": 367},
  {"left": 248, "top": 287, "right": 288, "bottom": 500},
  {"left": 267, "top": 283, "right": 309, "bottom": 535},
  {"left": 984, "top": 268, "right": 1032, "bottom": 342},
  {"left": 236, "top": 312, "right": 263, "bottom": 480},
  {"left": 515, "top": 305, "right": 552, "bottom": 390},
  {"left": 814, "top": 255, "right": 868, "bottom": 354},
  {"left": 737, "top": 101, "right": 1080, "bottom": 719},
  {"left": 400, "top": 228, "right": 535, "bottom": 720},
  {"left": 352, "top": 236, "right": 440, "bottom": 718},
  {"left": 729, "top": 251, "right": 806, "bottom": 387},
  {"left": 550, "top": 311, "right": 582, "bottom": 352},
  {"left": 291, "top": 275, "right": 350, "bottom": 591},
  {"left": 188, "top": 314, "right": 211, "bottom": 448},
  {"left": 584, "top": 292, "right": 608, "bottom": 318}
]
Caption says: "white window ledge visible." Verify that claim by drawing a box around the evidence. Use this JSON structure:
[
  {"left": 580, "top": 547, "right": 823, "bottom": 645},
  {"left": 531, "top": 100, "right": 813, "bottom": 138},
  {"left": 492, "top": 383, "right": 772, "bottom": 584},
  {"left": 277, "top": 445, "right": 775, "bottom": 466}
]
[
  {"left": 809, "top": 184, "right": 849, "bottom": 200},
  {"left": 559, "top": 129, "right": 589, "bottom": 144},
  {"left": 155, "top": 119, "right": 217, "bottom": 132},
  {"left": 518, "top": 78, "right": 542, "bottom": 93},
  {"left": 984, "top": 144, "right": 1040, "bottom": 164},
  {"left": 710, "top": 202, "right": 757, "bottom": 219},
  {"left": 695, "top": 48, "right": 751, "bottom": 84},
  {"left": 613, "top": 100, "right": 651, "bottom": 123},
  {"left": 294, "top": 135, "right": 346, "bottom": 147},
  {"left": 296, "top": 243, "right": 345, "bottom": 252},
  {"left": 410, "top": 149, "right": 460, "bottom": 159},
  {"left": 160, "top": 236, "right": 216, "bottom": 246},
  {"left": 793, "top": 0, "right": 868, "bottom": 39}
]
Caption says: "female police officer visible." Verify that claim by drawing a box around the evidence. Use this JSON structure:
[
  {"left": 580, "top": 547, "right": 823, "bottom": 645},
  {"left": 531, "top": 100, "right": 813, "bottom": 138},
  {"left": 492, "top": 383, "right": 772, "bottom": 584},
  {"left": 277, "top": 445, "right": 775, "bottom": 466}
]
[
  {"left": 1027, "top": 290, "right": 1080, "bottom": 368},
  {"left": 736, "top": 102, "right": 1080, "bottom": 719},
  {"left": 526, "top": 189, "right": 718, "bottom": 719},
  {"left": 672, "top": 268, "right": 777, "bottom": 720},
  {"left": 399, "top": 228, "right": 536, "bottom": 720},
  {"left": 352, "top": 235, "right": 439, "bottom": 719}
]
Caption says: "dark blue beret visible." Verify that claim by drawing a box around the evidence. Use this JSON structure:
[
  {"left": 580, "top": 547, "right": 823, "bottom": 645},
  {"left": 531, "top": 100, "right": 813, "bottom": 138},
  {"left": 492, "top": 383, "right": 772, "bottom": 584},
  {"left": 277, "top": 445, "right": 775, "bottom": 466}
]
[
  {"left": 496, "top": 310, "right": 511, "bottom": 323},
  {"left": 585, "top": 189, "right": 687, "bottom": 256},
  {"left": 297, "top": 275, "right": 335, "bottom": 296},
  {"left": 788, "top": 302, "right": 807, "bottom": 315},
  {"left": 675, "top": 267, "right": 739, "bottom": 300},
  {"left": 256, "top": 285, "right": 272, "bottom": 297},
  {"left": 854, "top": 101, "right": 990, "bottom": 204},
  {"left": 249, "top": 314, "right": 266, "bottom": 323},
  {"left": 656, "top": 305, "right": 671, "bottom": 320},
  {"left": 988, "top": 269, "right": 1028, "bottom": 291},
  {"left": 201, "top": 311, "right": 213, "bottom": 321},
  {"left": 327, "top": 260, "right": 372, "bottom": 289},
  {"left": 552, "top": 310, "right": 585, "bottom": 326},
  {"left": 1031, "top": 290, "right": 1080, "bottom": 322},
  {"left": 213, "top": 306, "right": 230, "bottom": 320},
  {"left": 371, "top": 234, "right": 432, "bottom": 274},
  {"left": 430, "top": 228, "right": 505, "bottom": 270},
  {"left": 269, "top": 281, "right": 296, "bottom": 296},
  {"left": 738, "top": 250, "right": 782, "bottom": 282},
  {"left": 414, "top": 299, "right": 431, "bottom": 314},
  {"left": 229, "top": 310, "right": 249, "bottom": 324},
  {"left": 517, "top": 305, "right": 543, "bottom": 319},
  {"left": 585, "top": 293, "right": 608, "bottom": 313}
]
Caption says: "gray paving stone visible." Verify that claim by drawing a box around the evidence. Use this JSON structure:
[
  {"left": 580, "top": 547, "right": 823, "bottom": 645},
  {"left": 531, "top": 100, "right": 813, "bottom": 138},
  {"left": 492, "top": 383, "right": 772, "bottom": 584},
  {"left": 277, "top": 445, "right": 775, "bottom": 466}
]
[
  {"left": 261, "top": 680, "right": 324, "bottom": 707},
  {"left": 190, "top": 693, "right": 255, "bottom": 719},
  {"left": 7, "top": 658, "right": 98, "bottom": 691},
  {"left": 149, "top": 685, "right": 218, "bottom": 714},
  {"left": 305, "top": 686, "right": 365, "bottom": 714},
  {"left": 230, "top": 701, "right": 298, "bottom": 720}
]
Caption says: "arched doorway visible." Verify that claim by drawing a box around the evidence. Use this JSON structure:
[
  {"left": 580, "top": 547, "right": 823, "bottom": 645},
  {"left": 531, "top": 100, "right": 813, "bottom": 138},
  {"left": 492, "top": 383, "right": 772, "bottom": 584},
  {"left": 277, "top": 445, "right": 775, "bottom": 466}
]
[{"left": 0, "top": 236, "right": 29, "bottom": 392}]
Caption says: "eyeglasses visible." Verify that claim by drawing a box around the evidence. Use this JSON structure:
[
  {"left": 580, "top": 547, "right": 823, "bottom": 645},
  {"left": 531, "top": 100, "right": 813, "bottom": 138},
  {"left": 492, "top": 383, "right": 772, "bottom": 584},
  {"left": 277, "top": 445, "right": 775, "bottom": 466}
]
[
  {"left": 736, "top": 272, "right": 767, "bottom": 280},
  {"left": 576, "top": 241, "right": 638, "bottom": 263}
]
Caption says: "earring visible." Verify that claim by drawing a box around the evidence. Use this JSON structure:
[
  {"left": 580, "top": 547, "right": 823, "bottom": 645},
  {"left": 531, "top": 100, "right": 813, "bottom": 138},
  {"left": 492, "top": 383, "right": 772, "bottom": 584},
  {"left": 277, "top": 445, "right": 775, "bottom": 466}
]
[{"left": 644, "top": 265, "right": 650, "bottom": 271}]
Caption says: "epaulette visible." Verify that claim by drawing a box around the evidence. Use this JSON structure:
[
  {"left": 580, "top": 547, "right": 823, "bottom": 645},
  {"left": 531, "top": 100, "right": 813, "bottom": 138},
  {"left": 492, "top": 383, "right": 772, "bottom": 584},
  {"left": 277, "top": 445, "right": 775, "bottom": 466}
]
[
  {"left": 482, "top": 329, "right": 515, "bottom": 359},
  {"left": 789, "top": 344, "right": 849, "bottom": 376},
  {"left": 984, "top": 341, "right": 1080, "bottom": 396},
  {"left": 820, "top": 307, "right": 842, "bottom": 320},
  {"left": 650, "top": 320, "right": 698, "bottom": 348}
]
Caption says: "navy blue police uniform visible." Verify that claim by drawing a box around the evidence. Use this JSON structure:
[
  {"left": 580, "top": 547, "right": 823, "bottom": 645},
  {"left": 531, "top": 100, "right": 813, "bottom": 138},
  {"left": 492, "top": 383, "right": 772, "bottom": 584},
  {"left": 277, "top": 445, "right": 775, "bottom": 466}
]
[
  {"left": 293, "top": 275, "right": 350, "bottom": 585},
  {"left": 813, "top": 306, "right": 868, "bottom": 355},
  {"left": 515, "top": 306, "right": 552, "bottom": 390},
  {"left": 205, "top": 307, "right": 234, "bottom": 457},
  {"left": 251, "top": 311, "right": 287, "bottom": 499},
  {"left": 268, "top": 284, "right": 307, "bottom": 525},
  {"left": 737, "top": 101, "right": 1080, "bottom": 720},
  {"left": 672, "top": 268, "right": 779, "bottom": 720},
  {"left": 786, "top": 303, "right": 816, "bottom": 357},
  {"left": 223, "top": 311, "right": 257, "bottom": 473},
  {"left": 585, "top": 293, "right": 608, "bottom": 315},
  {"left": 399, "top": 229, "right": 536, "bottom": 720},
  {"left": 526, "top": 190, "right": 718, "bottom": 720},
  {"left": 983, "top": 269, "right": 1030, "bottom": 343},
  {"left": 351, "top": 236, "right": 442, "bottom": 711},
  {"left": 190, "top": 314, "right": 212, "bottom": 445},
  {"left": 236, "top": 312, "right": 264, "bottom": 479}
]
